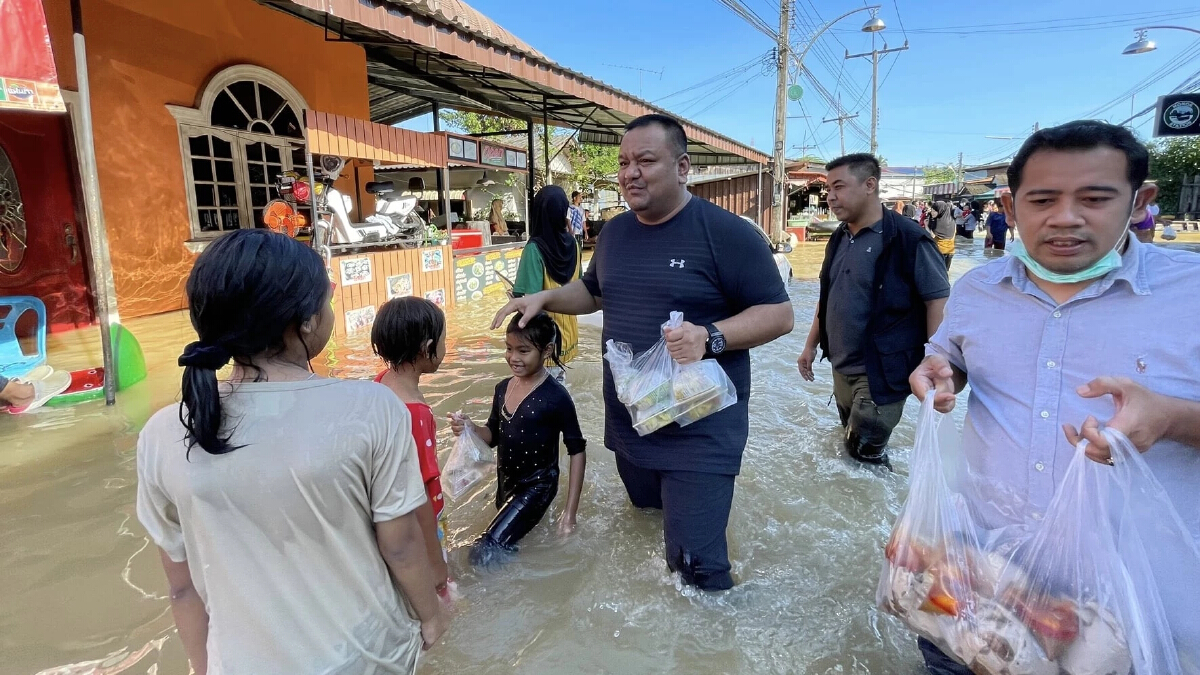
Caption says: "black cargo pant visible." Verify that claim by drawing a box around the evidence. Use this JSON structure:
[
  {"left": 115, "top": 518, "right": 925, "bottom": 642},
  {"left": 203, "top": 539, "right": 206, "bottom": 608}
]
[
  {"left": 832, "top": 370, "right": 905, "bottom": 466},
  {"left": 615, "top": 455, "right": 736, "bottom": 591}
]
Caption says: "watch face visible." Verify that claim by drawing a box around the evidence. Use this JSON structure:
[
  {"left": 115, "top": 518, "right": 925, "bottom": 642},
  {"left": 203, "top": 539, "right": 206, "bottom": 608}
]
[{"left": 710, "top": 335, "right": 726, "bottom": 354}]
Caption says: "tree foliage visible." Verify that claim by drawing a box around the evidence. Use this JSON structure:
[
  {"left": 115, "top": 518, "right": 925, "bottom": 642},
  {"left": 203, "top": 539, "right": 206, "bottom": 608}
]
[
  {"left": 1148, "top": 137, "right": 1200, "bottom": 215},
  {"left": 922, "top": 164, "right": 957, "bottom": 185},
  {"left": 563, "top": 143, "right": 619, "bottom": 196},
  {"left": 437, "top": 110, "right": 619, "bottom": 196}
]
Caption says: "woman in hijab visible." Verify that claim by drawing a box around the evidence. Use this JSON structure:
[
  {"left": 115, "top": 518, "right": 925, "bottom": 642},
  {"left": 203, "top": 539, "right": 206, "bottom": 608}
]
[
  {"left": 511, "top": 185, "right": 581, "bottom": 372},
  {"left": 489, "top": 198, "right": 509, "bottom": 236}
]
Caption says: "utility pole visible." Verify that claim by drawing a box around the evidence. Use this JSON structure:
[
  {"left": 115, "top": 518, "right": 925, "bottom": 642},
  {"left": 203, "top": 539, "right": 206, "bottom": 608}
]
[
  {"left": 957, "top": 151, "right": 964, "bottom": 186},
  {"left": 771, "top": 0, "right": 790, "bottom": 245},
  {"left": 845, "top": 39, "right": 908, "bottom": 156},
  {"left": 822, "top": 94, "right": 859, "bottom": 156}
]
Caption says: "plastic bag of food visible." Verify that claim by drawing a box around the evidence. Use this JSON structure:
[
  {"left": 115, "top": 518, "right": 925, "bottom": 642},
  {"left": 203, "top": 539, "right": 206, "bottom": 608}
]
[
  {"left": 604, "top": 313, "right": 680, "bottom": 436},
  {"left": 878, "top": 397, "right": 1200, "bottom": 674},
  {"left": 673, "top": 360, "right": 737, "bottom": 427},
  {"left": 604, "top": 312, "right": 738, "bottom": 435},
  {"left": 441, "top": 418, "right": 494, "bottom": 500}
]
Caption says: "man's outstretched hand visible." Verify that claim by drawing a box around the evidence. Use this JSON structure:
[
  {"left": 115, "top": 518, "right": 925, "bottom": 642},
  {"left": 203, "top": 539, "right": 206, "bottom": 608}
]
[
  {"left": 491, "top": 293, "right": 547, "bottom": 330},
  {"left": 909, "top": 354, "right": 958, "bottom": 413},
  {"left": 1062, "top": 377, "right": 1178, "bottom": 461}
]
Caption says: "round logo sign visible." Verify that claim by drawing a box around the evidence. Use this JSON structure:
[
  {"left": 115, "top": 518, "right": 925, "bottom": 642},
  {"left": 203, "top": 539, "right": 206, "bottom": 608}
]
[
  {"left": 1163, "top": 100, "right": 1199, "bottom": 130},
  {"left": 787, "top": 84, "right": 804, "bottom": 101}
]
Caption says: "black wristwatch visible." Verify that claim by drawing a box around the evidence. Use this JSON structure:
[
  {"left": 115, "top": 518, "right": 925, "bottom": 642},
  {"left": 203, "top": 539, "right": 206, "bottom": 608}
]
[{"left": 704, "top": 324, "right": 726, "bottom": 357}]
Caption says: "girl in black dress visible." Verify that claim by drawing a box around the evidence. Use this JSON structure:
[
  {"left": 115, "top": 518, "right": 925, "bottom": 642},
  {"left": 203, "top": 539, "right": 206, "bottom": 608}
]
[{"left": 450, "top": 313, "right": 587, "bottom": 566}]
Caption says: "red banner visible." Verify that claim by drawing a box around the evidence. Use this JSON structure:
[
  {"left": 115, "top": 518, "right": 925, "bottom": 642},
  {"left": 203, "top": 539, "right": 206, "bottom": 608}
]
[{"left": 0, "top": 0, "right": 65, "bottom": 112}]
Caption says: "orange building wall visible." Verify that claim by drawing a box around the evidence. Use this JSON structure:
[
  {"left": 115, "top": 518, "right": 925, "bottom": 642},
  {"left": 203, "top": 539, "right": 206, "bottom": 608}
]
[{"left": 44, "top": 0, "right": 372, "bottom": 318}]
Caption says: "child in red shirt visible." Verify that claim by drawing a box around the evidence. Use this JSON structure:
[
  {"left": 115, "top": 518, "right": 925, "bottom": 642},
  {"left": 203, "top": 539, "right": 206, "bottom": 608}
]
[{"left": 371, "top": 297, "right": 450, "bottom": 596}]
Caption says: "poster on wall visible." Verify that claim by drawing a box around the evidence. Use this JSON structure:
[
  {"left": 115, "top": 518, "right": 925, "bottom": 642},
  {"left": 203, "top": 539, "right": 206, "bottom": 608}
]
[
  {"left": 421, "top": 248, "right": 444, "bottom": 272},
  {"left": 505, "top": 149, "right": 518, "bottom": 167},
  {"left": 345, "top": 305, "right": 377, "bottom": 334},
  {"left": 514, "top": 152, "right": 527, "bottom": 169},
  {"left": 455, "top": 256, "right": 486, "bottom": 303},
  {"left": 387, "top": 273, "right": 413, "bottom": 299},
  {"left": 481, "top": 144, "right": 506, "bottom": 167},
  {"left": 448, "top": 137, "right": 465, "bottom": 159},
  {"left": 424, "top": 288, "right": 446, "bottom": 309},
  {"left": 339, "top": 257, "right": 372, "bottom": 286},
  {"left": 463, "top": 140, "right": 478, "bottom": 161},
  {"left": 0, "top": 0, "right": 66, "bottom": 113}
]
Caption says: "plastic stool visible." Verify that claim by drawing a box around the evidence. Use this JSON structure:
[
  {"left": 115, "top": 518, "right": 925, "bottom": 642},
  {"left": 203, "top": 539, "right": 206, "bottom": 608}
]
[{"left": 0, "top": 296, "right": 47, "bottom": 378}]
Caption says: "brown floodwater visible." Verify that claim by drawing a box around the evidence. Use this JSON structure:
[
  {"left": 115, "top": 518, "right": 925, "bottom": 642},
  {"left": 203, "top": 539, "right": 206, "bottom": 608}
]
[{"left": 1, "top": 238, "right": 1003, "bottom": 675}]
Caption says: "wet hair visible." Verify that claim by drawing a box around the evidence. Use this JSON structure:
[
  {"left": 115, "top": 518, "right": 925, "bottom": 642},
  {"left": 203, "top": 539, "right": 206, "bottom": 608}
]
[
  {"left": 178, "top": 229, "right": 327, "bottom": 456},
  {"left": 825, "top": 153, "right": 882, "bottom": 187},
  {"left": 1008, "top": 120, "right": 1149, "bottom": 196},
  {"left": 625, "top": 114, "right": 688, "bottom": 158},
  {"left": 506, "top": 312, "right": 565, "bottom": 370},
  {"left": 371, "top": 297, "right": 445, "bottom": 368}
]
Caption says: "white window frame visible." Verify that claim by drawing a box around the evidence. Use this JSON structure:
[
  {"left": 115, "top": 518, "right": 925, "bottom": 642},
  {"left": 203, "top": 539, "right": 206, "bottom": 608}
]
[{"left": 168, "top": 65, "right": 308, "bottom": 240}]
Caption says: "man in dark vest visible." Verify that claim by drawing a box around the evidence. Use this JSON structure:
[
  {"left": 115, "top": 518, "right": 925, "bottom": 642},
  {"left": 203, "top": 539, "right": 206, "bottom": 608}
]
[{"left": 797, "top": 154, "right": 950, "bottom": 468}]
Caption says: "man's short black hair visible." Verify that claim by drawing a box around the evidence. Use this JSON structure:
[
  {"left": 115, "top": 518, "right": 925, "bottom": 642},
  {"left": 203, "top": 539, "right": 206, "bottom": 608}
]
[
  {"left": 825, "top": 153, "right": 882, "bottom": 185},
  {"left": 625, "top": 114, "right": 688, "bottom": 158},
  {"left": 1007, "top": 120, "right": 1149, "bottom": 195}
]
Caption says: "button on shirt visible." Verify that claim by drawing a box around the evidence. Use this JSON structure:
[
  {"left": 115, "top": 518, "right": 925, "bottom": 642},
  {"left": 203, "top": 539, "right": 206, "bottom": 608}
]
[{"left": 927, "top": 237, "right": 1200, "bottom": 546}]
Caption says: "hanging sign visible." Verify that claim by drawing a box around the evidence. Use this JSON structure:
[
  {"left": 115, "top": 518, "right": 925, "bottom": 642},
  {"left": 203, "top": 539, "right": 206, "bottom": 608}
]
[
  {"left": 0, "top": 0, "right": 66, "bottom": 113},
  {"left": 1154, "top": 94, "right": 1200, "bottom": 137}
]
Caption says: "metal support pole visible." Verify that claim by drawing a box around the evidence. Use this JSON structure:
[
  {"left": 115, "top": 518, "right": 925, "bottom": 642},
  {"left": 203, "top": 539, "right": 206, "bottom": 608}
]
[
  {"left": 70, "top": 0, "right": 116, "bottom": 405},
  {"left": 431, "top": 103, "right": 451, "bottom": 226},
  {"left": 526, "top": 117, "right": 535, "bottom": 229},
  {"left": 542, "top": 98, "right": 551, "bottom": 188},
  {"left": 771, "top": 0, "right": 790, "bottom": 246},
  {"left": 757, "top": 162, "right": 763, "bottom": 227}
]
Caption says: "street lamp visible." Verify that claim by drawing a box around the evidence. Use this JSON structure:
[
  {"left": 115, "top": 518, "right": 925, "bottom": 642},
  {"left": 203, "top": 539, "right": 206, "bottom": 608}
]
[
  {"left": 771, "top": 4, "right": 883, "bottom": 244},
  {"left": 1122, "top": 26, "right": 1200, "bottom": 55}
]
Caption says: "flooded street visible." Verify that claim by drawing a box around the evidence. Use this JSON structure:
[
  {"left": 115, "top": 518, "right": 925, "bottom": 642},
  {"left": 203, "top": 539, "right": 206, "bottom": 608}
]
[{"left": 4, "top": 239, "right": 1001, "bottom": 675}]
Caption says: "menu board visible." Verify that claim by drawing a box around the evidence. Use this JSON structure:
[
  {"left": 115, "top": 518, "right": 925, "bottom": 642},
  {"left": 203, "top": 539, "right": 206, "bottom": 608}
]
[
  {"left": 454, "top": 255, "right": 487, "bottom": 303},
  {"left": 453, "top": 245, "right": 527, "bottom": 304}
]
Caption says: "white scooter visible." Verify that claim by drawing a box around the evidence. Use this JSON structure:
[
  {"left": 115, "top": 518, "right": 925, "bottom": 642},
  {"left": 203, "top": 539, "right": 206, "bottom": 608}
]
[{"left": 317, "top": 157, "right": 422, "bottom": 247}]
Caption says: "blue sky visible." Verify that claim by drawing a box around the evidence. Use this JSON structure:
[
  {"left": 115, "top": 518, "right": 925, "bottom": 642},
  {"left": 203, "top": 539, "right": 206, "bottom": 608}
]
[{"left": 406, "top": 1, "right": 1200, "bottom": 168}]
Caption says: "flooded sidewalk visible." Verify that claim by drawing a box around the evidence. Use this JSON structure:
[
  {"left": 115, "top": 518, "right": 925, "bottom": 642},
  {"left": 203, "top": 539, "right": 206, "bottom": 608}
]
[{"left": 2, "top": 241, "right": 1002, "bottom": 674}]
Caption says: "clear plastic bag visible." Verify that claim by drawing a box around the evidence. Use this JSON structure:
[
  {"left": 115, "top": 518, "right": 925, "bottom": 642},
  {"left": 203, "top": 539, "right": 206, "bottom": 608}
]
[
  {"left": 878, "top": 397, "right": 1200, "bottom": 674},
  {"left": 603, "top": 312, "right": 738, "bottom": 436},
  {"left": 441, "top": 419, "right": 494, "bottom": 500}
]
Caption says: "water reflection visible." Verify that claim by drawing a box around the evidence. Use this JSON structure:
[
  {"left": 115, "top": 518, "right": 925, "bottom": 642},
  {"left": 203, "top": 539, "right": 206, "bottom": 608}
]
[{"left": 1, "top": 238, "right": 1001, "bottom": 674}]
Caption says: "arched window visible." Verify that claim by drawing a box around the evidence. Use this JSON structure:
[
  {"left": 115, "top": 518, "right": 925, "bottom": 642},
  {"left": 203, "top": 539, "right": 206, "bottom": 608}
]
[
  {"left": 0, "top": 146, "right": 25, "bottom": 273},
  {"left": 169, "top": 66, "right": 307, "bottom": 238}
]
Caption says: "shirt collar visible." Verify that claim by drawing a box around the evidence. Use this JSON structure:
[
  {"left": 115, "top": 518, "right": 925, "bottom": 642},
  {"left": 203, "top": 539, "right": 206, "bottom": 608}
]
[
  {"left": 983, "top": 233, "right": 1152, "bottom": 296},
  {"left": 840, "top": 219, "right": 883, "bottom": 236}
]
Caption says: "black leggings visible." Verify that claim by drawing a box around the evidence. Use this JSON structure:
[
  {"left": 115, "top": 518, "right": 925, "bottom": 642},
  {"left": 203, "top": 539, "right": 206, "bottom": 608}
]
[{"left": 470, "top": 477, "right": 557, "bottom": 566}]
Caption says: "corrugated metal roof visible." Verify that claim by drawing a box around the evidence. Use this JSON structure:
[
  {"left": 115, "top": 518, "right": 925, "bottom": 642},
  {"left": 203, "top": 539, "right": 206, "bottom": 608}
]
[{"left": 260, "top": 0, "right": 768, "bottom": 166}]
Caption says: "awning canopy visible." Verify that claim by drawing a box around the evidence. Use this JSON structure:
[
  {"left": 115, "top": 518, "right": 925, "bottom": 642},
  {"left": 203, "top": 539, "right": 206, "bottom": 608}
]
[
  {"left": 259, "top": 0, "right": 768, "bottom": 166},
  {"left": 306, "top": 110, "right": 447, "bottom": 167}
]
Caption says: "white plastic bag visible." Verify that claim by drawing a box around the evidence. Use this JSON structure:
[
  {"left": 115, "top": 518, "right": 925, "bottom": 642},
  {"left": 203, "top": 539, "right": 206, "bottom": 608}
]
[
  {"left": 441, "top": 419, "right": 493, "bottom": 500},
  {"left": 603, "top": 312, "right": 737, "bottom": 436},
  {"left": 1161, "top": 224, "right": 1178, "bottom": 240},
  {"left": 878, "top": 397, "right": 1200, "bottom": 674}
]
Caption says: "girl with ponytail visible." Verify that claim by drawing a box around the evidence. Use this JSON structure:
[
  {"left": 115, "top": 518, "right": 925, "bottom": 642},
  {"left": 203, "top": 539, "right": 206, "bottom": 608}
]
[
  {"left": 449, "top": 311, "right": 588, "bottom": 568},
  {"left": 137, "top": 229, "right": 447, "bottom": 674}
]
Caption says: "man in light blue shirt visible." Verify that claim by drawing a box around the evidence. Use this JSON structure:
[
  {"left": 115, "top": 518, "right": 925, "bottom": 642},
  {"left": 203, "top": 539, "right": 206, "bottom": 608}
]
[{"left": 910, "top": 121, "right": 1200, "bottom": 674}]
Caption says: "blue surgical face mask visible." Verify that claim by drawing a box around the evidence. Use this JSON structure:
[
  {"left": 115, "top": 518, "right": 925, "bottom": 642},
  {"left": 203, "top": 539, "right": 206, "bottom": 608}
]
[{"left": 1009, "top": 198, "right": 1135, "bottom": 284}]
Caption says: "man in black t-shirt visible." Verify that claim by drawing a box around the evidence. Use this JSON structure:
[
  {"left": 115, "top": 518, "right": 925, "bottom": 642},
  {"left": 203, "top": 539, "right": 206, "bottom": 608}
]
[{"left": 493, "top": 114, "right": 793, "bottom": 591}]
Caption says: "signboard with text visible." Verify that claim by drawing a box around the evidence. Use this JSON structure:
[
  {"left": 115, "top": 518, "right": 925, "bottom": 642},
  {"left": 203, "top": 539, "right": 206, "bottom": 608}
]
[{"left": 1154, "top": 94, "right": 1200, "bottom": 137}]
